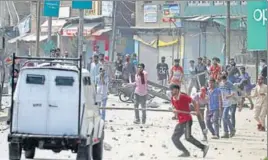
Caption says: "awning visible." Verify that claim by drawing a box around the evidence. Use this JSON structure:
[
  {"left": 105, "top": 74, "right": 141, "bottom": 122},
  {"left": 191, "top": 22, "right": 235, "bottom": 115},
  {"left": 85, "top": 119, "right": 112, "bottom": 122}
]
[
  {"left": 212, "top": 17, "right": 246, "bottom": 29},
  {"left": 92, "top": 28, "right": 111, "bottom": 36},
  {"left": 21, "top": 34, "right": 48, "bottom": 42},
  {"left": 61, "top": 23, "right": 101, "bottom": 36},
  {"left": 41, "top": 19, "right": 67, "bottom": 33},
  {"left": 8, "top": 34, "right": 27, "bottom": 44},
  {"left": 186, "top": 16, "right": 211, "bottom": 22},
  {"left": 8, "top": 33, "right": 48, "bottom": 43}
]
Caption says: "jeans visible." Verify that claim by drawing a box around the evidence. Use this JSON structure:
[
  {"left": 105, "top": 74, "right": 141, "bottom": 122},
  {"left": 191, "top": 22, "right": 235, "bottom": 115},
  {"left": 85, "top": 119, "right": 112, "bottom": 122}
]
[
  {"left": 222, "top": 107, "right": 234, "bottom": 133},
  {"left": 197, "top": 108, "right": 207, "bottom": 137},
  {"left": 99, "top": 98, "right": 108, "bottom": 120},
  {"left": 187, "top": 78, "right": 199, "bottom": 95},
  {"left": 230, "top": 104, "right": 237, "bottom": 129},
  {"left": 134, "top": 94, "right": 147, "bottom": 122},
  {"left": 206, "top": 109, "right": 220, "bottom": 137},
  {"left": 172, "top": 120, "right": 205, "bottom": 153}
]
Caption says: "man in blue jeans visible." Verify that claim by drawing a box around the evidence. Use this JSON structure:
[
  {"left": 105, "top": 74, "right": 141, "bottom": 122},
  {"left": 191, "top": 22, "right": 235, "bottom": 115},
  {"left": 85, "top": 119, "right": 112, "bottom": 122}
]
[
  {"left": 207, "top": 78, "right": 222, "bottom": 139},
  {"left": 219, "top": 75, "right": 236, "bottom": 138}
]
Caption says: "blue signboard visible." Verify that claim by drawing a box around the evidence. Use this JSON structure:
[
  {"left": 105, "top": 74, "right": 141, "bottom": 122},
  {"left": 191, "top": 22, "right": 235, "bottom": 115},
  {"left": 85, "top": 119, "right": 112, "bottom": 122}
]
[
  {"left": 44, "top": 0, "right": 60, "bottom": 17},
  {"left": 72, "top": 0, "right": 92, "bottom": 9}
]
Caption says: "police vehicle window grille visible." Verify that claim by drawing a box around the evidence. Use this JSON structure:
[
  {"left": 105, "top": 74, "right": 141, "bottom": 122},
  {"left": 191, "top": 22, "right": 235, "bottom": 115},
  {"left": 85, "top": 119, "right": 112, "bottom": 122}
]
[
  {"left": 26, "top": 74, "right": 45, "bottom": 85},
  {"left": 83, "top": 77, "right": 91, "bottom": 86},
  {"left": 55, "top": 76, "right": 74, "bottom": 86}
]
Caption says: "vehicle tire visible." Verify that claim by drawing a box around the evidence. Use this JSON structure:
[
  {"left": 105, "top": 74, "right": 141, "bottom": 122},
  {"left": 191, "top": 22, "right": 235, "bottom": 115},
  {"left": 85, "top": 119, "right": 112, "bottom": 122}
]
[
  {"left": 76, "top": 144, "right": 91, "bottom": 160},
  {"left": 119, "top": 92, "right": 131, "bottom": 103},
  {"left": 24, "top": 147, "right": 35, "bottom": 159},
  {"left": 9, "top": 143, "right": 22, "bottom": 160},
  {"left": 92, "top": 131, "right": 104, "bottom": 160}
]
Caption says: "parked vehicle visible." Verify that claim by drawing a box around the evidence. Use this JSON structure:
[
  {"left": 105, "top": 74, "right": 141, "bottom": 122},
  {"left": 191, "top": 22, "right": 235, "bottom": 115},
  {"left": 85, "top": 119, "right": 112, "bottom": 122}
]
[{"left": 8, "top": 54, "right": 104, "bottom": 160}]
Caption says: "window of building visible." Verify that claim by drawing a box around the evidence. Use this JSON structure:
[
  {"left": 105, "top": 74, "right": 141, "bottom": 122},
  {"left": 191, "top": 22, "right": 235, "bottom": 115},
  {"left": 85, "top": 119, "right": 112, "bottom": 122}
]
[
  {"left": 165, "top": 1, "right": 174, "bottom": 4},
  {"left": 144, "top": 1, "right": 152, "bottom": 4},
  {"left": 241, "top": 1, "right": 247, "bottom": 5},
  {"left": 188, "top": 1, "right": 197, "bottom": 6},
  {"left": 214, "top": 1, "right": 224, "bottom": 6},
  {"left": 197, "top": 1, "right": 210, "bottom": 6}
]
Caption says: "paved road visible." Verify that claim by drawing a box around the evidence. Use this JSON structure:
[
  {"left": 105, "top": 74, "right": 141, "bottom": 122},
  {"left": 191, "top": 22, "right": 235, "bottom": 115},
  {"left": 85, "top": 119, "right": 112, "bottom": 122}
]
[{"left": 0, "top": 95, "right": 266, "bottom": 160}]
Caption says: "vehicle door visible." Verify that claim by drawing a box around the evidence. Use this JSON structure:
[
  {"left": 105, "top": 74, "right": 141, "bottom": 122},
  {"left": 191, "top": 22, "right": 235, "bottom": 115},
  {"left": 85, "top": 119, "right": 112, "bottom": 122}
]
[
  {"left": 46, "top": 70, "right": 79, "bottom": 135},
  {"left": 16, "top": 70, "right": 48, "bottom": 134}
]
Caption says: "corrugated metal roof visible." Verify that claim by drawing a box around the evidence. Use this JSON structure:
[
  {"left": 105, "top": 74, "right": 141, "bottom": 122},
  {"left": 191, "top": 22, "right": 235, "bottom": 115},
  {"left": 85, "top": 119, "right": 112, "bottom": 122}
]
[
  {"left": 8, "top": 33, "right": 48, "bottom": 43},
  {"left": 21, "top": 34, "right": 48, "bottom": 42},
  {"left": 92, "top": 28, "right": 112, "bottom": 36},
  {"left": 8, "top": 34, "right": 27, "bottom": 44},
  {"left": 186, "top": 16, "right": 211, "bottom": 22}
]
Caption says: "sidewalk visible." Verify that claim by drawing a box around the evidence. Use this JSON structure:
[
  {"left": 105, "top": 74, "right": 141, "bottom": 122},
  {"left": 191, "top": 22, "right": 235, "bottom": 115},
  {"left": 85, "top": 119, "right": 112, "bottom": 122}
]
[{"left": 103, "top": 96, "right": 267, "bottom": 160}]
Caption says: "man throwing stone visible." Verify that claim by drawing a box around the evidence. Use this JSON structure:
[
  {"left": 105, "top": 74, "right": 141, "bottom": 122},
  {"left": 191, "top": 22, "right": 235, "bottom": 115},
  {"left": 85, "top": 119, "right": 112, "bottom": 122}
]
[{"left": 170, "top": 84, "right": 209, "bottom": 158}]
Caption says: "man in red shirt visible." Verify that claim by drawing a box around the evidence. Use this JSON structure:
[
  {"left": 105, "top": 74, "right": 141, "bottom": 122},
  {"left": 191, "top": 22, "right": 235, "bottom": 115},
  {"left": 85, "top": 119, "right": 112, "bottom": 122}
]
[
  {"left": 170, "top": 84, "right": 209, "bottom": 158},
  {"left": 169, "top": 59, "right": 184, "bottom": 86},
  {"left": 210, "top": 57, "right": 221, "bottom": 82}
]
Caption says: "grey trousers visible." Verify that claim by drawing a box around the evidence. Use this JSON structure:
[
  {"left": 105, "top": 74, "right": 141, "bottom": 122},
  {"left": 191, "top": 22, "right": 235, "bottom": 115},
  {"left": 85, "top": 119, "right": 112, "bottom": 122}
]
[
  {"left": 172, "top": 120, "right": 205, "bottom": 153},
  {"left": 134, "top": 94, "right": 147, "bottom": 122}
]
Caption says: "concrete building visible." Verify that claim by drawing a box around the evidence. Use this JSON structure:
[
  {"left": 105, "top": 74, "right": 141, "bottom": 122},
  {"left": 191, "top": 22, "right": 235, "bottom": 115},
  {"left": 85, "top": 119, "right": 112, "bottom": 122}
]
[
  {"left": 134, "top": 1, "right": 182, "bottom": 81},
  {"left": 180, "top": 1, "right": 247, "bottom": 71}
]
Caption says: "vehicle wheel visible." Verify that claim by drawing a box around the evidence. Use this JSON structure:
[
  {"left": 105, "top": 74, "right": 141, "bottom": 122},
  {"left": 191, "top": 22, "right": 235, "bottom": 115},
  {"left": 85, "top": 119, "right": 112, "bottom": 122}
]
[
  {"left": 9, "top": 143, "right": 22, "bottom": 160},
  {"left": 92, "top": 131, "right": 104, "bottom": 160},
  {"left": 76, "top": 144, "right": 91, "bottom": 160},
  {"left": 119, "top": 92, "right": 131, "bottom": 103},
  {"left": 25, "top": 147, "right": 35, "bottom": 159}
]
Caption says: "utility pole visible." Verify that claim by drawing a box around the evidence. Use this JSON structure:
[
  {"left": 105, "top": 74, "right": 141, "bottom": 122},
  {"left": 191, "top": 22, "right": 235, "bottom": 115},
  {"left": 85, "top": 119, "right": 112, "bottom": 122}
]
[
  {"left": 111, "top": 1, "right": 117, "bottom": 61},
  {"left": 225, "top": 1, "right": 231, "bottom": 66},
  {"left": 78, "top": 10, "right": 84, "bottom": 60},
  {"left": 47, "top": 17, "right": 52, "bottom": 42},
  {"left": 35, "top": 1, "right": 41, "bottom": 57}
]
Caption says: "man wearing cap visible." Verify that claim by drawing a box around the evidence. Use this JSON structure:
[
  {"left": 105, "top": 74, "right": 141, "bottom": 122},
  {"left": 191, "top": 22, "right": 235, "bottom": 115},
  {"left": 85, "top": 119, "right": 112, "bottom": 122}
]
[
  {"left": 169, "top": 59, "right": 184, "bottom": 86},
  {"left": 156, "top": 56, "right": 169, "bottom": 86}
]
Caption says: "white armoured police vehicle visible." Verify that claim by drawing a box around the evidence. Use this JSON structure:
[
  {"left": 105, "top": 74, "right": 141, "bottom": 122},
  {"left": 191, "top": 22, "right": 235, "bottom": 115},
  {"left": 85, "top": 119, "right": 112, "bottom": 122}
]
[{"left": 8, "top": 55, "right": 104, "bottom": 160}]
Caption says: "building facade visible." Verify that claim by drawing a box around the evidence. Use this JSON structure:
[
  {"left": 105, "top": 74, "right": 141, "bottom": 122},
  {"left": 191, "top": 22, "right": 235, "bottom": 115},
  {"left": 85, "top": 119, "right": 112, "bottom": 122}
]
[{"left": 134, "top": 1, "right": 182, "bottom": 81}]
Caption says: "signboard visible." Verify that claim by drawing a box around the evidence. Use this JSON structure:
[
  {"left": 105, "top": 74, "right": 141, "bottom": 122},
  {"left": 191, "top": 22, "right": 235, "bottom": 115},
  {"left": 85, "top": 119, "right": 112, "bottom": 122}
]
[
  {"left": 102, "top": 1, "right": 113, "bottom": 17},
  {"left": 72, "top": 0, "right": 92, "bottom": 9},
  {"left": 162, "top": 4, "right": 180, "bottom": 22},
  {"left": 43, "top": 0, "right": 60, "bottom": 17},
  {"left": 247, "top": 1, "right": 267, "bottom": 50},
  {"left": 144, "top": 4, "right": 158, "bottom": 23}
]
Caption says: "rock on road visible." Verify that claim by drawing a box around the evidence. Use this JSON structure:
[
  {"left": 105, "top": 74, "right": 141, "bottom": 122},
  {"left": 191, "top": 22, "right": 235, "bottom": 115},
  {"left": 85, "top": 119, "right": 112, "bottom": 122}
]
[{"left": 0, "top": 95, "right": 266, "bottom": 160}]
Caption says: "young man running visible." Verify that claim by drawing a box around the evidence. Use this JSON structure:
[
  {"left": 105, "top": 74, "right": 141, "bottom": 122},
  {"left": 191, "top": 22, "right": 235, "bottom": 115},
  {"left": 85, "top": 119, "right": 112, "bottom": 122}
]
[{"left": 170, "top": 84, "right": 209, "bottom": 158}]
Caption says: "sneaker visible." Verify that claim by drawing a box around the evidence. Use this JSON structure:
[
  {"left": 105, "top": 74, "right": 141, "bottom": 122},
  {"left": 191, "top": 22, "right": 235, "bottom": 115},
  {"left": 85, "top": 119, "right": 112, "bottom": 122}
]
[
  {"left": 221, "top": 133, "right": 229, "bottom": 138},
  {"left": 230, "top": 129, "right": 236, "bottom": 137},
  {"left": 211, "top": 135, "right": 219, "bottom": 139},
  {"left": 203, "top": 129, "right": 208, "bottom": 135},
  {"left": 257, "top": 124, "right": 262, "bottom": 130},
  {"left": 203, "top": 145, "right": 209, "bottom": 158},
  {"left": 134, "top": 120, "right": 140, "bottom": 124},
  {"left": 202, "top": 135, "right": 208, "bottom": 142},
  {"left": 178, "top": 152, "right": 190, "bottom": 157},
  {"left": 260, "top": 126, "right": 266, "bottom": 131},
  {"left": 172, "top": 116, "right": 177, "bottom": 120},
  {"left": 142, "top": 120, "right": 146, "bottom": 124}
]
